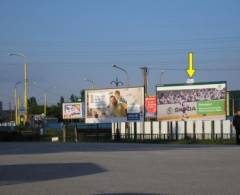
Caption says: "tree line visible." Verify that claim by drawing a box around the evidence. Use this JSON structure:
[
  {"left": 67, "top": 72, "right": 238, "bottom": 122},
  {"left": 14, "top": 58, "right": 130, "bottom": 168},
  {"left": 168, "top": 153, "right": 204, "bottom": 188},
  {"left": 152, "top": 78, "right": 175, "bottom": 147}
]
[{"left": 28, "top": 90, "right": 85, "bottom": 121}]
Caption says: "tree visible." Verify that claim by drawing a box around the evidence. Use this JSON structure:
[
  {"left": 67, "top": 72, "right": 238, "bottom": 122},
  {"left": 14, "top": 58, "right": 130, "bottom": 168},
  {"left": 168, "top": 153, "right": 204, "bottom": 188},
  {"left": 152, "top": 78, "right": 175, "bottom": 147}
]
[
  {"left": 80, "top": 90, "right": 85, "bottom": 102},
  {"left": 28, "top": 96, "right": 43, "bottom": 115},
  {"left": 28, "top": 97, "right": 38, "bottom": 107},
  {"left": 70, "top": 94, "right": 78, "bottom": 102},
  {"left": 57, "top": 96, "right": 64, "bottom": 107}
]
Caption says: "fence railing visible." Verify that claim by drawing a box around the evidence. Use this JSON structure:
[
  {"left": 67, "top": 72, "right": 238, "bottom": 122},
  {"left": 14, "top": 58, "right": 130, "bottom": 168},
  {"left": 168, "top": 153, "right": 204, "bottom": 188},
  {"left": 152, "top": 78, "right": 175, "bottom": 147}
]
[{"left": 111, "top": 120, "right": 235, "bottom": 141}]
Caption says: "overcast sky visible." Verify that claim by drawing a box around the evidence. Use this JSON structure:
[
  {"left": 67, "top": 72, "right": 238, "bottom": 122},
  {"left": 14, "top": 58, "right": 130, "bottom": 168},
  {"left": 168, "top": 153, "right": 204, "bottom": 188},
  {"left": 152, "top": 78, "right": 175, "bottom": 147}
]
[{"left": 0, "top": 0, "right": 240, "bottom": 109}]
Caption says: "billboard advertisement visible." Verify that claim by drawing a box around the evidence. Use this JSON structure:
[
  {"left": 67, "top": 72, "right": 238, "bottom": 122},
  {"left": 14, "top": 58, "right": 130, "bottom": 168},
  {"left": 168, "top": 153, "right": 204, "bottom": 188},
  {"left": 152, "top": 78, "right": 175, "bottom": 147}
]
[
  {"left": 62, "top": 102, "right": 84, "bottom": 119},
  {"left": 145, "top": 96, "right": 157, "bottom": 118},
  {"left": 157, "top": 82, "right": 226, "bottom": 121},
  {"left": 85, "top": 86, "right": 144, "bottom": 123}
]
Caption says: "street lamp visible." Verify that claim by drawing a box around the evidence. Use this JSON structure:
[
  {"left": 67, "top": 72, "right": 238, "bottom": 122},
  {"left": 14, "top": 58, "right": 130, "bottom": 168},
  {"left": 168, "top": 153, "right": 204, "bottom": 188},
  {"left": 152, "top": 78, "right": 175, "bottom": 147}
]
[
  {"left": 84, "top": 78, "right": 95, "bottom": 88},
  {"left": 110, "top": 77, "right": 124, "bottom": 87},
  {"left": 14, "top": 81, "right": 21, "bottom": 125},
  {"left": 112, "top": 64, "right": 129, "bottom": 87},
  {"left": 111, "top": 65, "right": 129, "bottom": 140},
  {"left": 32, "top": 82, "right": 56, "bottom": 117},
  {"left": 9, "top": 53, "right": 28, "bottom": 124},
  {"left": 43, "top": 86, "right": 56, "bottom": 117},
  {"left": 160, "top": 70, "right": 165, "bottom": 86}
]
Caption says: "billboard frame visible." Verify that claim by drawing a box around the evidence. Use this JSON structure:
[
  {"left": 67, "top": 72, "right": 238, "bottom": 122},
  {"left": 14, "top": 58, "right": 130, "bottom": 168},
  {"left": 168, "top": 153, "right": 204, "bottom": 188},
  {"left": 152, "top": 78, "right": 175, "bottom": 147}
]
[
  {"left": 85, "top": 85, "right": 145, "bottom": 123},
  {"left": 155, "top": 81, "right": 227, "bottom": 121},
  {"left": 62, "top": 102, "right": 84, "bottom": 120}
]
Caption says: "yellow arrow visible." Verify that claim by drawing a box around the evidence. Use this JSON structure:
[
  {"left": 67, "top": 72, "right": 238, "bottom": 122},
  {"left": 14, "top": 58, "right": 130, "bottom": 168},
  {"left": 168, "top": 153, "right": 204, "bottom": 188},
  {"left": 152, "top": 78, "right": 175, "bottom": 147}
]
[{"left": 186, "top": 52, "right": 195, "bottom": 78}]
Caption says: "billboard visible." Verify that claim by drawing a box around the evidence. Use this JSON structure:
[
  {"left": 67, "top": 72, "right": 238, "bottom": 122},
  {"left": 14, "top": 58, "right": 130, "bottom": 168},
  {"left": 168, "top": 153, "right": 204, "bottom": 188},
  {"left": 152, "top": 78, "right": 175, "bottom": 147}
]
[
  {"left": 85, "top": 86, "right": 144, "bottom": 123},
  {"left": 145, "top": 96, "right": 157, "bottom": 118},
  {"left": 62, "top": 102, "right": 84, "bottom": 119},
  {"left": 157, "top": 82, "right": 226, "bottom": 121}
]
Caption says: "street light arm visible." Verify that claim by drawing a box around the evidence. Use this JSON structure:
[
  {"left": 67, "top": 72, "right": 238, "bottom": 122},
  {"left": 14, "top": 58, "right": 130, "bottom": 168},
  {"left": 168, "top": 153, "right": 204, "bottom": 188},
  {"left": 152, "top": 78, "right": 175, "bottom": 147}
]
[
  {"left": 112, "top": 64, "right": 129, "bottom": 86},
  {"left": 9, "top": 53, "right": 26, "bottom": 58},
  {"left": 14, "top": 81, "right": 22, "bottom": 88},
  {"left": 112, "top": 64, "right": 128, "bottom": 75},
  {"left": 9, "top": 53, "right": 27, "bottom": 65}
]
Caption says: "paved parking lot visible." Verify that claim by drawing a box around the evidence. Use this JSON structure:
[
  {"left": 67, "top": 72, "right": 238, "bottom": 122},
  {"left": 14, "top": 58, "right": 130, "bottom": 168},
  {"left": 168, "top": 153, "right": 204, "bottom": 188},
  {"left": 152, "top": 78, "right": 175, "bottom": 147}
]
[{"left": 0, "top": 143, "right": 240, "bottom": 195}]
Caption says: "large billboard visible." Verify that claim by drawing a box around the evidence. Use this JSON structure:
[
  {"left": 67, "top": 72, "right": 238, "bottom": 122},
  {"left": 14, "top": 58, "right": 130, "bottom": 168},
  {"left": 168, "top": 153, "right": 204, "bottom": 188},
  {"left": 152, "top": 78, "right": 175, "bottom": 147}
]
[
  {"left": 62, "top": 102, "right": 84, "bottom": 119},
  {"left": 85, "top": 86, "right": 144, "bottom": 123},
  {"left": 157, "top": 82, "right": 226, "bottom": 121}
]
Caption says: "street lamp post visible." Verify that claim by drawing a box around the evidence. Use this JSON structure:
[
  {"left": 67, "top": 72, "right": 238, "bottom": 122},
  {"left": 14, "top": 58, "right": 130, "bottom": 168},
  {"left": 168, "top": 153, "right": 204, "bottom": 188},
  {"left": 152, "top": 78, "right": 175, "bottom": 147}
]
[
  {"left": 17, "top": 96, "right": 21, "bottom": 124},
  {"left": 9, "top": 53, "right": 28, "bottom": 124},
  {"left": 84, "top": 78, "right": 95, "bottom": 89},
  {"left": 112, "top": 64, "right": 129, "bottom": 87},
  {"left": 111, "top": 65, "right": 129, "bottom": 141},
  {"left": 14, "top": 81, "right": 21, "bottom": 125},
  {"left": 44, "top": 93, "right": 47, "bottom": 117},
  {"left": 43, "top": 86, "right": 56, "bottom": 117},
  {"left": 32, "top": 82, "right": 56, "bottom": 117}
]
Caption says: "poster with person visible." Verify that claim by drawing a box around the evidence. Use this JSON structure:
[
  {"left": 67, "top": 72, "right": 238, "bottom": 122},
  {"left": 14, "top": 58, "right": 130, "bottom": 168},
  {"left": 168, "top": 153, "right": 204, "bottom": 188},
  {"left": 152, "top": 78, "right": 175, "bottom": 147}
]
[
  {"left": 85, "top": 86, "right": 144, "bottom": 123},
  {"left": 62, "top": 102, "right": 84, "bottom": 119},
  {"left": 156, "top": 82, "right": 226, "bottom": 121}
]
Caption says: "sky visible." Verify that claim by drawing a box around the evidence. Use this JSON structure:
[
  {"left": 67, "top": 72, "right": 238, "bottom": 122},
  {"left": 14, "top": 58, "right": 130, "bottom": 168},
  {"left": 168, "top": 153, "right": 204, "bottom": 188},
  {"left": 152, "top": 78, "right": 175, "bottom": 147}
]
[{"left": 0, "top": 0, "right": 240, "bottom": 109}]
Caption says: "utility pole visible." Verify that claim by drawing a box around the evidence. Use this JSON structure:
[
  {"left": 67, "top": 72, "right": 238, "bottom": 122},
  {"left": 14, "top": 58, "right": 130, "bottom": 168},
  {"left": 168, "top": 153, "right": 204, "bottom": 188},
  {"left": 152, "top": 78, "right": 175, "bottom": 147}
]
[
  {"left": 140, "top": 66, "right": 149, "bottom": 97},
  {"left": 140, "top": 66, "right": 149, "bottom": 124}
]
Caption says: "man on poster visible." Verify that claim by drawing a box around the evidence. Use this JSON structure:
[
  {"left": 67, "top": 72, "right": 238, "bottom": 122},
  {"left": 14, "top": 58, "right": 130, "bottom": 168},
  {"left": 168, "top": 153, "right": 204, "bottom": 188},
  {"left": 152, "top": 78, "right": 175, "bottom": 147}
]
[{"left": 109, "top": 95, "right": 126, "bottom": 117}]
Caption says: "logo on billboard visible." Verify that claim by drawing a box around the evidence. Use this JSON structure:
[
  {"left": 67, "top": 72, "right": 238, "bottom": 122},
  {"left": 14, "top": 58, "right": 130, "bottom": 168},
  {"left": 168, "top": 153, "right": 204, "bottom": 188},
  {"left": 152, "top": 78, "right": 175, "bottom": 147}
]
[{"left": 167, "top": 107, "right": 174, "bottom": 114}]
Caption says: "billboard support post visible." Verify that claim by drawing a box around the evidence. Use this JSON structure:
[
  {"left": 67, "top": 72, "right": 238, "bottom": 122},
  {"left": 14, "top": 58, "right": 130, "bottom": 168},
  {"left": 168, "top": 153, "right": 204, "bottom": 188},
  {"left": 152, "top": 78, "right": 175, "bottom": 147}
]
[
  {"left": 62, "top": 125, "right": 66, "bottom": 143},
  {"left": 74, "top": 125, "right": 78, "bottom": 143}
]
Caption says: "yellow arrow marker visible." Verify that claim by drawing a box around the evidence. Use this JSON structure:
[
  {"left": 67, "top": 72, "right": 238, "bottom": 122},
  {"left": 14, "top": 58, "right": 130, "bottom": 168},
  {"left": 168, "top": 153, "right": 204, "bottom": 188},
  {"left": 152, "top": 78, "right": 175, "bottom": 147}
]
[{"left": 186, "top": 52, "right": 195, "bottom": 78}]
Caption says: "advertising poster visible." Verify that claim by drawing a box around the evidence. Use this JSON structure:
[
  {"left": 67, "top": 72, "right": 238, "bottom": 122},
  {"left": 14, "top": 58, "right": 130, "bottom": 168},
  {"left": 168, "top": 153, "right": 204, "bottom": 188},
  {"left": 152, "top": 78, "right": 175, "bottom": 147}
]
[
  {"left": 157, "top": 82, "right": 226, "bottom": 121},
  {"left": 85, "top": 87, "right": 144, "bottom": 123},
  {"left": 145, "top": 96, "right": 157, "bottom": 118},
  {"left": 62, "top": 102, "right": 84, "bottom": 119}
]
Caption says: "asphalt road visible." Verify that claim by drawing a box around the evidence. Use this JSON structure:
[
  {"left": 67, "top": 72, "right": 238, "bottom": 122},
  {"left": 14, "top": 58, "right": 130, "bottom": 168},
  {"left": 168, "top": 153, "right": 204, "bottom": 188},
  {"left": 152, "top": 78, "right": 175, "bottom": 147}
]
[{"left": 0, "top": 143, "right": 240, "bottom": 195}]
